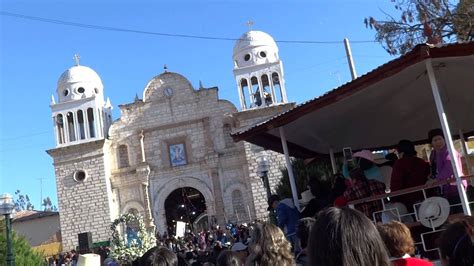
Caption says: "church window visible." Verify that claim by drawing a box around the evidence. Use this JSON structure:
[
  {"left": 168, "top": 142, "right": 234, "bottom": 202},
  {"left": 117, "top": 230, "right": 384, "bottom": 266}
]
[
  {"left": 259, "top": 51, "right": 267, "bottom": 58},
  {"left": 261, "top": 74, "right": 273, "bottom": 105},
  {"left": 87, "top": 108, "right": 96, "bottom": 138},
  {"left": 77, "top": 87, "right": 85, "bottom": 93},
  {"left": 73, "top": 170, "right": 87, "bottom": 182},
  {"left": 56, "top": 114, "right": 65, "bottom": 144},
  {"left": 240, "top": 79, "right": 249, "bottom": 109},
  {"left": 77, "top": 110, "right": 86, "bottom": 140},
  {"left": 272, "top": 72, "right": 283, "bottom": 103},
  {"left": 223, "top": 124, "right": 234, "bottom": 148},
  {"left": 63, "top": 89, "right": 69, "bottom": 96},
  {"left": 118, "top": 145, "right": 130, "bottom": 168},
  {"left": 251, "top": 76, "right": 261, "bottom": 107},
  {"left": 169, "top": 143, "right": 187, "bottom": 167},
  {"left": 244, "top": 54, "right": 251, "bottom": 61},
  {"left": 67, "top": 112, "right": 76, "bottom": 142},
  {"left": 231, "top": 189, "right": 246, "bottom": 222}
]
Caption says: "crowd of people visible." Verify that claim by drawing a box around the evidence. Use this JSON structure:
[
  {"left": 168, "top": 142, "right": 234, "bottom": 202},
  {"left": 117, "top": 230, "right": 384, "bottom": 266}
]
[
  {"left": 53, "top": 128, "right": 474, "bottom": 265},
  {"left": 84, "top": 208, "right": 471, "bottom": 266}
]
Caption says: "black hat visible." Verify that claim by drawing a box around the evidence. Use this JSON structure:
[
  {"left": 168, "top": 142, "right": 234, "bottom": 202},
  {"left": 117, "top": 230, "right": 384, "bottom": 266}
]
[
  {"left": 397, "top": 139, "right": 417, "bottom": 156},
  {"left": 428, "top": 128, "right": 444, "bottom": 143}
]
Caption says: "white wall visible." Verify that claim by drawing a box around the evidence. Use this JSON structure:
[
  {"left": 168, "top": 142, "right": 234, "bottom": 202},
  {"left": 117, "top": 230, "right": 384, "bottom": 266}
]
[{"left": 13, "top": 215, "right": 60, "bottom": 247}]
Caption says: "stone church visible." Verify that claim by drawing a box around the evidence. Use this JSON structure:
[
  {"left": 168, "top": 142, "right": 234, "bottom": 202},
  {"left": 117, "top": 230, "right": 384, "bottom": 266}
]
[{"left": 47, "top": 30, "right": 295, "bottom": 250}]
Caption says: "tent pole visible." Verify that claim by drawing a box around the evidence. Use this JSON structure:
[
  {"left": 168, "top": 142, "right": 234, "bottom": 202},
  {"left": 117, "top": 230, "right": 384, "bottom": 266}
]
[
  {"left": 426, "top": 59, "right": 471, "bottom": 215},
  {"left": 279, "top": 127, "right": 301, "bottom": 211},
  {"left": 459, "top": 130, "right": 473, "bottom": 183},
  {"left": 329, "top": 148, "right": 337, "bottom": 174}
]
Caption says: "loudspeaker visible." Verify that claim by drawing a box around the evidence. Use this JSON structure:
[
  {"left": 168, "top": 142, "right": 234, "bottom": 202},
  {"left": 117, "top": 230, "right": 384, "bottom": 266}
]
[{"left": 78, "top": 232, "right": 92, "bottom": 252}]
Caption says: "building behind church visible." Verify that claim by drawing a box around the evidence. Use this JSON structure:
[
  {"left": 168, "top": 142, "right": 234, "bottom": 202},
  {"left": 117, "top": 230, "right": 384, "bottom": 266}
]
[{"left": 47, "top": 30, "right": 295, "bottom": 250}]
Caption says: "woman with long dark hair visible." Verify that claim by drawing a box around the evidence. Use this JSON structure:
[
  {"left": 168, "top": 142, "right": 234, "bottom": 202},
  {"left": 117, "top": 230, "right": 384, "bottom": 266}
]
[
  {"left": 308, "top": 207, "right": 390, "bottom": 266},
  {"left": 439, "top": 216, "right": 474, "bottom": 266}
]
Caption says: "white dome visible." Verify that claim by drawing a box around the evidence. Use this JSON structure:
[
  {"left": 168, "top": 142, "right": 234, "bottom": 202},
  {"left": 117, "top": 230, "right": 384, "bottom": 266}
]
[
  {"left": 56, "top": 65, "right": 104, "bottom": 103},
  {"left": 233, "top": 31, "right": 278, "bottom": 57},
  {"left": 232, "top": 31, "right": 280, "bottom": 70}
]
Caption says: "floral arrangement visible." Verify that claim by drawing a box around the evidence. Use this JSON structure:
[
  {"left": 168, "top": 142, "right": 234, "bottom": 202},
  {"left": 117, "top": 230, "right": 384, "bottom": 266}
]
[{"left": 109, "top": 213, "right": 156, "bottom": 264}]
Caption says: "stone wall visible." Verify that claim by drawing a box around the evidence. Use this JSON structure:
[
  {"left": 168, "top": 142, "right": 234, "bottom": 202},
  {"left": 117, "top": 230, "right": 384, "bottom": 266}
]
[
  {"left": 232, "top": 103, "right": 295, "bottom": 220},
  {"left": 49, "top": 70, "right": 296, "bottom": 244},
  {"left": 107, "top": 72, "right": 252, "bottom": 231},
  {"left": 47, "top": 140, "right": 114, "bottom": 250}
]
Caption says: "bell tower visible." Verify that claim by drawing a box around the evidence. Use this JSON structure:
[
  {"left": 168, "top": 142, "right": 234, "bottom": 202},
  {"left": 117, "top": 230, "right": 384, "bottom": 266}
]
[
  {"left": 47, "top": 55, "right": 117, "bottom": 250},
  {"left": 50, "top": 54, "right": 112, "bottom": 147},
  {"left": 232, "top": 30, "right": 288, "bottom": 110}
]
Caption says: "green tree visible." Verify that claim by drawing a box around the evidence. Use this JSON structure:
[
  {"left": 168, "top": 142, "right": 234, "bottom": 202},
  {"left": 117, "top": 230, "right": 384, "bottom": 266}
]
[
  {"left": 0, "top": 219, "right": 46, "bottom": 265},
  {"left": 275, "top": 158, "right": 338, "bottom": 199},
  {"left": 13, "top": 190, "right": 58, "bottom": 212},
  {"left": 13, "top": 190, "right": 34, "bottom": 211},
  {"left": 42, "top": 197, "right": 58, "bottom": 212},
  {"left": 365, "top": 0, "right": 473, "bottom": 55}
]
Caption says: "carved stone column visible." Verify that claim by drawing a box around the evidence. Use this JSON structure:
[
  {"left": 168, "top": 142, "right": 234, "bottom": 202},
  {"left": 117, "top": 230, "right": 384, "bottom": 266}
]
[{"left": 137, "top": 163, "right": 154, "bottom": 231}]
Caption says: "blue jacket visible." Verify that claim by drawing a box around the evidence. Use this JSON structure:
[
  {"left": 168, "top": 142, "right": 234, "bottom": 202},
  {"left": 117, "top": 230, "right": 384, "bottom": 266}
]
[{"left": 277, "top": 198, "right": 300, "bottom": 236}]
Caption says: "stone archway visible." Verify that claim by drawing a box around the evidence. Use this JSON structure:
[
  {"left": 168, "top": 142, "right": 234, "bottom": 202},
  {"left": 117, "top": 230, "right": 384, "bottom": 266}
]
[
  {"left": 164, "top": 187, "right": 206, "bottom": 235},
  {"left": 151, "top": 177, "right": 215, "bottom": 234},
  {"left": 121, "top": 200, "right": 145, "bottom": 217}
]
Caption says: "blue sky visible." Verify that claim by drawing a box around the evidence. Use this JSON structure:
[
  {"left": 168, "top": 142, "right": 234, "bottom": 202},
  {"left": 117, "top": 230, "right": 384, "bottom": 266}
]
[{"left": 0, "top": 0, "right": 398, "bottom": 209}]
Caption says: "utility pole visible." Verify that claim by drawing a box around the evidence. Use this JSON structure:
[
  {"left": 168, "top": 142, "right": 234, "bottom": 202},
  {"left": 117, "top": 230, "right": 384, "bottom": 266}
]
[
  {"left": 344, "top": 38, "right": 358, "bottom": 80},
  {"left": 38, "top": 177, "right": 46, "bottom": 210}
]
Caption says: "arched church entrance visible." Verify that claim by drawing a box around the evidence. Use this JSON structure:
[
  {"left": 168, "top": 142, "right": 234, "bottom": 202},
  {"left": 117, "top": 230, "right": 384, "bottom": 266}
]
[{"left": 164, "top": 187, "right": 206, "bottom": 235}]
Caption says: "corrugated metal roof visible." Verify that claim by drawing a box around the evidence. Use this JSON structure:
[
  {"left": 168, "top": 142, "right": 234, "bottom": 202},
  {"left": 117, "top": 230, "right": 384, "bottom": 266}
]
[{"left": 12, "top": 210, "right": 59, "bottom": 223}]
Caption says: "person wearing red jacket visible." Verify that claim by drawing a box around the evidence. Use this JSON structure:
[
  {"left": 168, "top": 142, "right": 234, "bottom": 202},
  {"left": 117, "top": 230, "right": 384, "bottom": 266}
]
[
  {"left": 377, "top": 221, "right": 433, "bottom": 266},
  {"left": 390, "top": 140, "right": 430, "bottom": 212}
]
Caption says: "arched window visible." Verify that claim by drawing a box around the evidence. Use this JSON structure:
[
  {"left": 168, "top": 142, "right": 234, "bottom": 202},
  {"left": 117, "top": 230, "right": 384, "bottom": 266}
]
[
  {"left": 67, "top": 112, "right": 76, "bottom": 142},
  {"left": 240, "top": 78, "right": 249, "bottom": 109},
  {"left": 261, "top": 74, "right": 273, "bottom": 106},
  {"left": 231, "top": 189, "right": 246, "bottom": 222},
  {"left": 272, "top": 72, "right": 283, "bottom": 103},
  {"left": 251, "top": 76, "right": 261, "bottom": 107},
  {"left": 118, "top": 145, "right": 130, "bottom": 168},
  {"left": 77, "top": 110, "right": 86, "bottom": 140},
  {"left": 56, "top": 114, "right": 65, "bottom": 144},
  {"left": 87, "top": 108, "right": 96, "bottom": 138}
]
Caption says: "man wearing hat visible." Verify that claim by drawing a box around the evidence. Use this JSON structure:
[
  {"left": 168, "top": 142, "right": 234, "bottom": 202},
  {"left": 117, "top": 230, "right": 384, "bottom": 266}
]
[
  {"left": 268, "top": 194, "right": 300, "bottom": 251},
  {"left": 390, "top": 140, "right": 430, "bottom": 211}
]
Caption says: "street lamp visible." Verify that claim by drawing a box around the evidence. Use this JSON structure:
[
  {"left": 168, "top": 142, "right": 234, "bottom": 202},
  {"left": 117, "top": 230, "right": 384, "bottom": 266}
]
[
  {"left": 257, "top": 152, "right": 272, "bottom": 199},
  {"left": 0, "top": 193, "right": 15, "bottom": 266}
]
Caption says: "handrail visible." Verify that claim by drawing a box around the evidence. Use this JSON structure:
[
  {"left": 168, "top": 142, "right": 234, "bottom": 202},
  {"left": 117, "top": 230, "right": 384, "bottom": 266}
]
[{"left": 347, "top": 175, "right": 474, "bottom": 206}]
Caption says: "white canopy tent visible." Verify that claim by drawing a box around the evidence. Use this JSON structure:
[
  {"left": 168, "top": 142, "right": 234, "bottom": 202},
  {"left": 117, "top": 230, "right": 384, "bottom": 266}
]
[{"left": 233, "top": 42, "right": 474, "bottom": 214}]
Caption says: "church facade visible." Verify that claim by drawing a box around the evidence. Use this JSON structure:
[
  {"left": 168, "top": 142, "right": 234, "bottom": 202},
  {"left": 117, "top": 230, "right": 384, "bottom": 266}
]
[{"left": 47, "top": 30, "right": 295, "bottom": 250}]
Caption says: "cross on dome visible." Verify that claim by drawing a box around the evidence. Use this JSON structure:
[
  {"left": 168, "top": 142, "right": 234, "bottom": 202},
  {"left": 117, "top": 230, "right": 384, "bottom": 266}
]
[
  {"left": 246, "top": 20, "right": 254, "bottom": 31},
  {"left": 232, "top": 29, "right": 288, "bottom": 110},
  {"left": 73, "top": 54, "right": 81, "bottom": 66}
]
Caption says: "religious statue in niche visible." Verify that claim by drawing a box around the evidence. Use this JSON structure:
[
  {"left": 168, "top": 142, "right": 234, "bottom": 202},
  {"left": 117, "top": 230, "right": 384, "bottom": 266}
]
[{"left": 169, "top": 143, "right": 187, "bottom": 166}]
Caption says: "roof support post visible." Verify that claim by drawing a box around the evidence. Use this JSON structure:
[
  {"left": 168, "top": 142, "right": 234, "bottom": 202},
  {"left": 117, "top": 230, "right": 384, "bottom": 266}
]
[
  {"left": 329, "top": 148, "right": 337, "bottom": 174},
  {"left": 459, "top": 130, "right": 473, "bottom": 184},
  {"left": 279, "top": 127, "right": 301, "bottom": 211},
  {"left": 426, "top": 59, "right": 471, "bottom": 215}
]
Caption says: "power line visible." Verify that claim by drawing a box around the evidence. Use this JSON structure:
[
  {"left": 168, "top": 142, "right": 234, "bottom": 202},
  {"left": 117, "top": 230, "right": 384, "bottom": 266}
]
[
  {"left": 1, "top": 11, "right": 377, "bottom": 44},
  {"left": 0, "top": 131, "right": 49, "bottom": 141}
]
